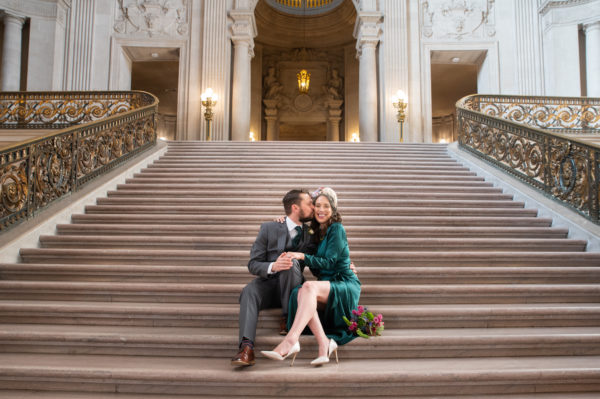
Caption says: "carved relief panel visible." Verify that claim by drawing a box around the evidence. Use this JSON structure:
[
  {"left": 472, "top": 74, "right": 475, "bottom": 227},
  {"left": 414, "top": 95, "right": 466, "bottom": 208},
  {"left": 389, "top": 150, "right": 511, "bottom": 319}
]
[
  {"left": 262, "top": 48, "right": 344, "bottom": 122},
  {"left": 421, "top": 0, "right": 496, "bottom": 40},
  {"left": 114, "top": 0, "right": 189, "bottom": 38}
]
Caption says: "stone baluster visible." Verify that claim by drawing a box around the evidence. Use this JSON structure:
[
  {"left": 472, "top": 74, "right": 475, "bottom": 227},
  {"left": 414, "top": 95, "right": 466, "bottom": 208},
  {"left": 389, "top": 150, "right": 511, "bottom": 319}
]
[
  {"left": 584, "top": 21, "right": 600, "bottom": 97},
  {"left": 354, "top": 11, "right": 382, "bottom": 142},
  {"left": 327, "top": 100, "right": 343, "bottom": 141},
  {"left": 230, "top": 10, "right": 257, "bottom": 141},
  {"left": 263, "top": 99, "right": 278, "bottom": 141},
  {"left": 1, "top": 12, "right": 26, "bottom": 91}
]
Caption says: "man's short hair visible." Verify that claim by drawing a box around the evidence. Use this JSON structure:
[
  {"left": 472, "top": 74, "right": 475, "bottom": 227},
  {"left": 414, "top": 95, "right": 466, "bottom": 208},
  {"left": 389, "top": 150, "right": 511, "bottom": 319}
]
[{"left": 282, "top": 189, "right": 309, "bottom": 215}]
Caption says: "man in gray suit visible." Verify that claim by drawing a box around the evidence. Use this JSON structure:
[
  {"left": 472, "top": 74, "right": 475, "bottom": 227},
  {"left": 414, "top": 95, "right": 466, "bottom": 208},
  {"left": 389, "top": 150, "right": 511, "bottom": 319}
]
[{"left": 231, "top": 189, "right": 316, "bottom": 367}]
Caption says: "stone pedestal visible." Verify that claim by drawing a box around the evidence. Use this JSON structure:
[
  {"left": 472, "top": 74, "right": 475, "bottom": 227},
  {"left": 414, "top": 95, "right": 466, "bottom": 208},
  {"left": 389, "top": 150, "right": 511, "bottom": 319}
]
[
  {"left": 1, "top": 12, "right": 26, "bottom": 91},
  {"left": 327, "top": 99, "right": 343, "bottom": 141},
  {"left": 263, "top": 99, "right": 278, "bottom": 141},
  {"left": 584, "top": 21, "right": 600, "bottom": 97}
]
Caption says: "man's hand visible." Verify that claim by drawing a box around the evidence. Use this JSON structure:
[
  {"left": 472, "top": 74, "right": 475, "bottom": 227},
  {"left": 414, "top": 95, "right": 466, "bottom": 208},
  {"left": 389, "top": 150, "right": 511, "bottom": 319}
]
[
  {"left": 286, "top": 252, "right": 305, "bottom": 261},
  {"left": 349, "top": 262, "right": 358, "bottom": 275},
  {"left": 271, "top": 252, "right": 293, "bottom": 273},
  {"left": 274, "top": 216, "right": 286, "bottom": 223}
]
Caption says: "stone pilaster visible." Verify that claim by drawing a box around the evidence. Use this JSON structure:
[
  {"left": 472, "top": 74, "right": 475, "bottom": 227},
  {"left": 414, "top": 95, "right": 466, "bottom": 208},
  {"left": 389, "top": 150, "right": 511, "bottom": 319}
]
[
  {"left": 1, "top": 11, "right": 26, "bottom": 91},
  {"left": 584, "top": 21, "right": 600, "bottom": 97},
  {"left": 200, "top": 0, "right": 230, "bottom": 141},
  {"left": 354, "top": 11, "right": 382, "bottom": 142},
  {"left": 230, "top": 10, "right": 257, "bottom": 141},
  {"left": 64, "top": 0, "right": 95, "bottom": 90},
  {"left": 514, "top": 0, "right": 544, "bottom": 95}
]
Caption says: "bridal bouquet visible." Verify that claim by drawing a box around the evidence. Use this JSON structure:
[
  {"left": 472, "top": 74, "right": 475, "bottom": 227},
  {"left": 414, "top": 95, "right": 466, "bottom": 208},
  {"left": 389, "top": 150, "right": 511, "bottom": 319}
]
[{"left": 343, "top": 305, "right": 384, "bottom": 338}]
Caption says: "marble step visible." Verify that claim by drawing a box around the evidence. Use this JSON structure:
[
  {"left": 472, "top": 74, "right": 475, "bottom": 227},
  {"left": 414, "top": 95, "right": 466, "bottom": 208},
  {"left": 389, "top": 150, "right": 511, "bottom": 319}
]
[
  {"left": 0, "top": 281, "right": 598, "bottom": 304},
  {"left": 20, "top": 249, "right": 600, "bottom": 267},
  {"left": 134, "top": 170, "right": 478, "bottom": 178},
  {"left": 106, "top": 190, "right": 513, "bottom": 201},
  {"left": 83, "top": 205, "right": 537, "bottom": 217},
  {"left": 3, "top": 264, "right": 597, "bottom": 284},
  {"left": 144, "top": 164, "right": 470, "bottom": 172},
  {"left": 1, "top": 392, "right": 599, "bottom": 399},
  {"left": 1, "top": 302, "right": 598, "bottom": 328},
  {"left": 38, "top": 235, "right": 587, "bottom": 252},
  {"left": 123, "top": 176, "right": 487, "bottom": 185},
  {"left": 95, "top": 197, "right": 523, "bottom": 209},
  {"left": 0, "top": 353, "right": 598, "bottom": 396},
  {"left": 70, "top": 214, "right": 553, "bottom": 227},
  {"left": 55, "top": 224, "right": 568, "bottom": 238},
  {"left": 1, "top": 324, "right": 599, "bottom": 359},
  {"left": 115, "top": 183, "right": 499, "bottom": 193}
]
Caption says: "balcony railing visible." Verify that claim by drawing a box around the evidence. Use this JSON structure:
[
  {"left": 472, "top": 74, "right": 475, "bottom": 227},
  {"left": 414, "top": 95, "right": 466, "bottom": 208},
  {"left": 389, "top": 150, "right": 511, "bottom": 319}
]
[
  {"left": 457, "top": 94, "right": 600, "bottom": 224},
  {"left": 0, "top": 91, "right": 158, "bottom": 232}
]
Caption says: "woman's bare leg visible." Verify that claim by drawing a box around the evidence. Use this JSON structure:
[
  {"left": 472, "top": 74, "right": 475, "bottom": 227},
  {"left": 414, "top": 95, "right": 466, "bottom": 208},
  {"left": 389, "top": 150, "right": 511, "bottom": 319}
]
[{"left": 272, "top": 281, "right": 330, "bottom": 356}]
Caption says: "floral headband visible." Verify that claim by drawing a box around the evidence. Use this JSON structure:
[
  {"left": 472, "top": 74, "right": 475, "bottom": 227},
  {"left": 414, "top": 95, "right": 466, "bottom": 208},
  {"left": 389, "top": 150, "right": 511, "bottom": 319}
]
[{"left": 311, "top": 186, "right": 338, "bottom": 210}]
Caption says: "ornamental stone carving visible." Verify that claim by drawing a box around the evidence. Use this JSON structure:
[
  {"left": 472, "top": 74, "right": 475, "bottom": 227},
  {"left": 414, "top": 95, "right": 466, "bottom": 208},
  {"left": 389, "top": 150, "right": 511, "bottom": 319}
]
[
  {"left": 421, "top": 0, "right": 496, "bottom": 40},
  {"left": 114, "top": 0, "right": 189, "bottom": 38}
]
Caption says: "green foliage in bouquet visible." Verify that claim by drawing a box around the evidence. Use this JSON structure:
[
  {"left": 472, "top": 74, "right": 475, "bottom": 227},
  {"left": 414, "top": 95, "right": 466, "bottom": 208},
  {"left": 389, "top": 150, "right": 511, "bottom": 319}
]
[{"left": 342, "top": 305, "right": 384, "bottom": 338}]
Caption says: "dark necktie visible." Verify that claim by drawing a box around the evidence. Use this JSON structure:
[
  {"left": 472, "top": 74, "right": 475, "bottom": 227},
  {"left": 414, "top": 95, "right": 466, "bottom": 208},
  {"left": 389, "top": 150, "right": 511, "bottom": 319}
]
[{"left": 291, "top": 226, "right": 303, "bottom": 248}]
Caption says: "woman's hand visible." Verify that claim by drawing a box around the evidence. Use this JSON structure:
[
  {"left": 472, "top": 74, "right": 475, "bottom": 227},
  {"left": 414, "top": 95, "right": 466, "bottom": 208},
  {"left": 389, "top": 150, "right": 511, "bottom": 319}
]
[
  {"left": 274, "top": 216, "right": 286, "bottom": 223},
  {"left": 286, "top": 252, "right": 305, "bottom": 261}
]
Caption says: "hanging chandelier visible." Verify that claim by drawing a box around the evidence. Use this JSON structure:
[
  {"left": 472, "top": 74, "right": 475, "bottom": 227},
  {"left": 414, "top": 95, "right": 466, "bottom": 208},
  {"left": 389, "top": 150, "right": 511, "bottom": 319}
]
[{"left": 297, "top": 69, "right": 310, "bottom": 94}]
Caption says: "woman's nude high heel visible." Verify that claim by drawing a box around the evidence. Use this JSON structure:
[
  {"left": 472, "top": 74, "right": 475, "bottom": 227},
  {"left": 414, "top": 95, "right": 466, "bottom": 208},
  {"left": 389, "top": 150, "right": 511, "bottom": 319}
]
[
  {"left": 261, "top": 341, "right": 301, "bottom": 366},
  {"left": 310, "top": 339, "right": 338, "bottom": 366}
]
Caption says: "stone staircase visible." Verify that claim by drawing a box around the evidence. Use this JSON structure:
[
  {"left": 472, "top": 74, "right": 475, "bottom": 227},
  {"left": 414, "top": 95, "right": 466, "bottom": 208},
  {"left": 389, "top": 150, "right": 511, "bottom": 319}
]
[{"left": 0, "top": 141, "right": 599, "bottom": 398}]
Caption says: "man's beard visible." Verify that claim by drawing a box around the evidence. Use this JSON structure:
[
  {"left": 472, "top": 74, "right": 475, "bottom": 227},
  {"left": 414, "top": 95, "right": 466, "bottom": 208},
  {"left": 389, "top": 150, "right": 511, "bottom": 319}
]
[{"left": 299, "top": 210, "right": 313, "bottom": 223}]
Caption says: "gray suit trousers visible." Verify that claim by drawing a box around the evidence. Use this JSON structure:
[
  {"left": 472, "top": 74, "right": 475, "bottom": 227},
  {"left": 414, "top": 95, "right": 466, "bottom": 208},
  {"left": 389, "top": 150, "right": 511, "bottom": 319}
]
[{"left": 238, "top": 259, "right": 304, "bottom": 344}]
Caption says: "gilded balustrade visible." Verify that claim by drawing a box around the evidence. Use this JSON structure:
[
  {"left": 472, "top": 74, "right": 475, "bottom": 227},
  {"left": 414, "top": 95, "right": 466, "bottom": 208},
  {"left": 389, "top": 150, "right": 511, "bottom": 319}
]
[
  {"left": 0, "top": 91, "right": 158, "bottom": 232},
  {"left": 457, "top": 94, "right": 600, "bottom": 223}
]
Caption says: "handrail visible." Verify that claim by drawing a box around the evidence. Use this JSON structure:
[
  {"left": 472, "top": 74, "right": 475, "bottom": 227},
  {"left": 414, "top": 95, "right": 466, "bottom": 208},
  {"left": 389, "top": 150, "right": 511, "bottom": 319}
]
[
  {"left": 0, "top": 91, "right": 158, "bottom": 232},
  {"left": 457, "top": 94, "right": 600, "bottom": 224}
]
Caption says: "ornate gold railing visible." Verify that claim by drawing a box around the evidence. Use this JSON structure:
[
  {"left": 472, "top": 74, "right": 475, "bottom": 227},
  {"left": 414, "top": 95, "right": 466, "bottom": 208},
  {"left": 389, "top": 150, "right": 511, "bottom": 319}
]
[
  {"left": 0, "top": 91, "right": 158, "bottom": 232},
  {"left": 457, "top": 94, "right": 600, "bottom": 224}
]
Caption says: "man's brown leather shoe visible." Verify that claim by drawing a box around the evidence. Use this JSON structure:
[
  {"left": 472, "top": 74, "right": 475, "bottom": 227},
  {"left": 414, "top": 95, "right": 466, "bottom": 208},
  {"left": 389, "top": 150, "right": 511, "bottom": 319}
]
[
  {"left": 231, "top": 345, "right": 255, "bottom": 367},
  {"left": 279, "top": 316, "right": 288, "bottom": 335}
]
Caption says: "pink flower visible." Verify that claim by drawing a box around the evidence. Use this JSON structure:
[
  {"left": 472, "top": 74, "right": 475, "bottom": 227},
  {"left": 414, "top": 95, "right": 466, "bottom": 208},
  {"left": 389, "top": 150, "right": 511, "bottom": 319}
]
[
  {"left": 348, "top": 322, "right": 358, "bottom": 331},
  {"left": 373, "top": 316, "right": 380, "bottom": 324},
  {"left": 352, "top": 309, "right": 358, "bottom": 316},
  {"left": 357, "top": 305, "right": 364, "bottom": 315}
]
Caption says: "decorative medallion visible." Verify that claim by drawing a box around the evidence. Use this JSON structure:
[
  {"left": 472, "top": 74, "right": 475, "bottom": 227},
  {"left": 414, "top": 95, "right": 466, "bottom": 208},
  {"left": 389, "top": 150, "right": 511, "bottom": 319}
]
[
  {"left": 421, "top": 0, "right": 496, "bottom": 40},
  {"left": 294, "top": 94, "right": 313, "bottom": 112}
]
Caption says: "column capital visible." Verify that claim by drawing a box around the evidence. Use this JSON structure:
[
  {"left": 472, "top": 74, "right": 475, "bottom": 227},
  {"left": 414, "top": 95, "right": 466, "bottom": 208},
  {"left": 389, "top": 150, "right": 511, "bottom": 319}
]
[
  {"left": 1, "top": 11, "right": 26, "bottom": 26},
  {"left": 354, "top": 11, "right": 382, "bottom": 56},
  {"left": 584, "top": 21, "right": 600, "bottom": 34},
  {"left": 230, "top": 10, "right": 257, "bottom": 58}
]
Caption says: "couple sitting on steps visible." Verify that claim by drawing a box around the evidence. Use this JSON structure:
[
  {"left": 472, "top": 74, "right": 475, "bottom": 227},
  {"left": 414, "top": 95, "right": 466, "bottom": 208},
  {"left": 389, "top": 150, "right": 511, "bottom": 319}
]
[{"left": 231, "top": 188, "right": 361, "bottom": 367}]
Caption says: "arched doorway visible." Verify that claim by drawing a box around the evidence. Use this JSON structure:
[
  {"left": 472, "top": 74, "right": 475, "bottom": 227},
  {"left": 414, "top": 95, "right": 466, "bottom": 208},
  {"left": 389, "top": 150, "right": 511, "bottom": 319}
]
[{"left": 251, "top": 0, "right": 357, "bottom": 141}]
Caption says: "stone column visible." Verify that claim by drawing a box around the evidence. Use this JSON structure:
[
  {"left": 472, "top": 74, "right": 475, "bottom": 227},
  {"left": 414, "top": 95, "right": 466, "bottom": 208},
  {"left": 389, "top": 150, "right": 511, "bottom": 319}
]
[
  {"left": 230, "top": 10, "right": 257, "bottom": 141},
  {"left": 354, "top": 12, "right": 382, "bottom": 142},
  {"left": 584, "top": 21, "right": 600, "bottom": 97},
  {"left": 1, "top": 12, "right": 26, "bottom": 91},
  {"left": 263, "top": 99, "right": 278, "bottom": 141}
]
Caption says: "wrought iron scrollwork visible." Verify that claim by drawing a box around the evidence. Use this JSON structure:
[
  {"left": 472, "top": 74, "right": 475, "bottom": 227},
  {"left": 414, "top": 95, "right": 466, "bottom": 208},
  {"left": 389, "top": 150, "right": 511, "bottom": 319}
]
[
  {"left": 458, "top": 94, "right": 600, "bottom": 224},
  {"left": 0, "top": 91, "right": 158, "bottom": 231}
]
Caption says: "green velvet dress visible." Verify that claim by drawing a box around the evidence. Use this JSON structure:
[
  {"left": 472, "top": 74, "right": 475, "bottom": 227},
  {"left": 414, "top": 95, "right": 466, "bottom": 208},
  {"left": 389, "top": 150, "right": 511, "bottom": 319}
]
[{"left": 287, "top": 222, "right": 361, "bottom": 345}]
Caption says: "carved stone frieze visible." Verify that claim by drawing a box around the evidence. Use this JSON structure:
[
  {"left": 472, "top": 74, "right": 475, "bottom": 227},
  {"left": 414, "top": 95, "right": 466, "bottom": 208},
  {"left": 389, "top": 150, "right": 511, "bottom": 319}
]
[
  {"left": 114, "top": 0, "right": 189, "bottom": 38},
  {"left": 421, "top": 0, "right": 496, "bottom": 40}
]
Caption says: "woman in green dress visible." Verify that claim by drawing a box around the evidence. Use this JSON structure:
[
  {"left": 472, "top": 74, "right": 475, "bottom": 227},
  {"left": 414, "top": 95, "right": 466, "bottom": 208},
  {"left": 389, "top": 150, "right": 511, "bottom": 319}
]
[{"left": 261, "top": 187, "right": 361, "bottom": 366}]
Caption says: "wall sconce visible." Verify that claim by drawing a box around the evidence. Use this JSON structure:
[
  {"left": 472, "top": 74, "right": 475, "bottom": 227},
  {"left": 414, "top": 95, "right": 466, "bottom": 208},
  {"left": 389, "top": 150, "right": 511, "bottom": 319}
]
[
  {"left": 350, "top": 132, "right": 360, "bottom": 142},
  {"left": 249, "top": 131, "right": 257, "bottom": 141},
  {"left": 201, "top": 88, "right": 218, "bottom": 141},
  {"left": 391, "top": 90, "right": 408, "bottom": 142}
]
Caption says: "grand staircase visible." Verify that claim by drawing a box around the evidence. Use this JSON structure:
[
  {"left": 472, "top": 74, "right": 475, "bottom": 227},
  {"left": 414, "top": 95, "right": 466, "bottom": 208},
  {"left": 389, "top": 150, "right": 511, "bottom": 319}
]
[{"left": 1, "top": 141, "right": 599, "bottom": 398}]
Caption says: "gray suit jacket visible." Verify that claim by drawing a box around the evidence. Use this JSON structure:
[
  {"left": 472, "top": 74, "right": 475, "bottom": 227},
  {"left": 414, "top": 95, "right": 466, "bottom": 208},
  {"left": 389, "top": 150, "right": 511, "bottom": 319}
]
[{"left": 248, "top": 221, "right": 316, "bottom": 279}]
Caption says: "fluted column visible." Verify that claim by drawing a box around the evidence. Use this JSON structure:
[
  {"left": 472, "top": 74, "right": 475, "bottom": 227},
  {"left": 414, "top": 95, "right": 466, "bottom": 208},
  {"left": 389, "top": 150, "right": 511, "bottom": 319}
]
[
  {"left": 230, "top": 10, "right": 257, "bottom": 141},
  {"left": 354, "top": 12, "right": 382, "bottom": 142},
  {"left": 1, "top": 12, "right": 26, "bottom": 91},
  {"left": 584, "top": 21, "right": 600, "bottom": 97}
]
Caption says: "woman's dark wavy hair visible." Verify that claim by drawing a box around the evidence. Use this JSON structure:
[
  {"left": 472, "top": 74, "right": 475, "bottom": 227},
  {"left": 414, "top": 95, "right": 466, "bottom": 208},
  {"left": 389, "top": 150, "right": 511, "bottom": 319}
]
[{"left": 310, "top": 194, "right": 342, "bottom": 242}]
